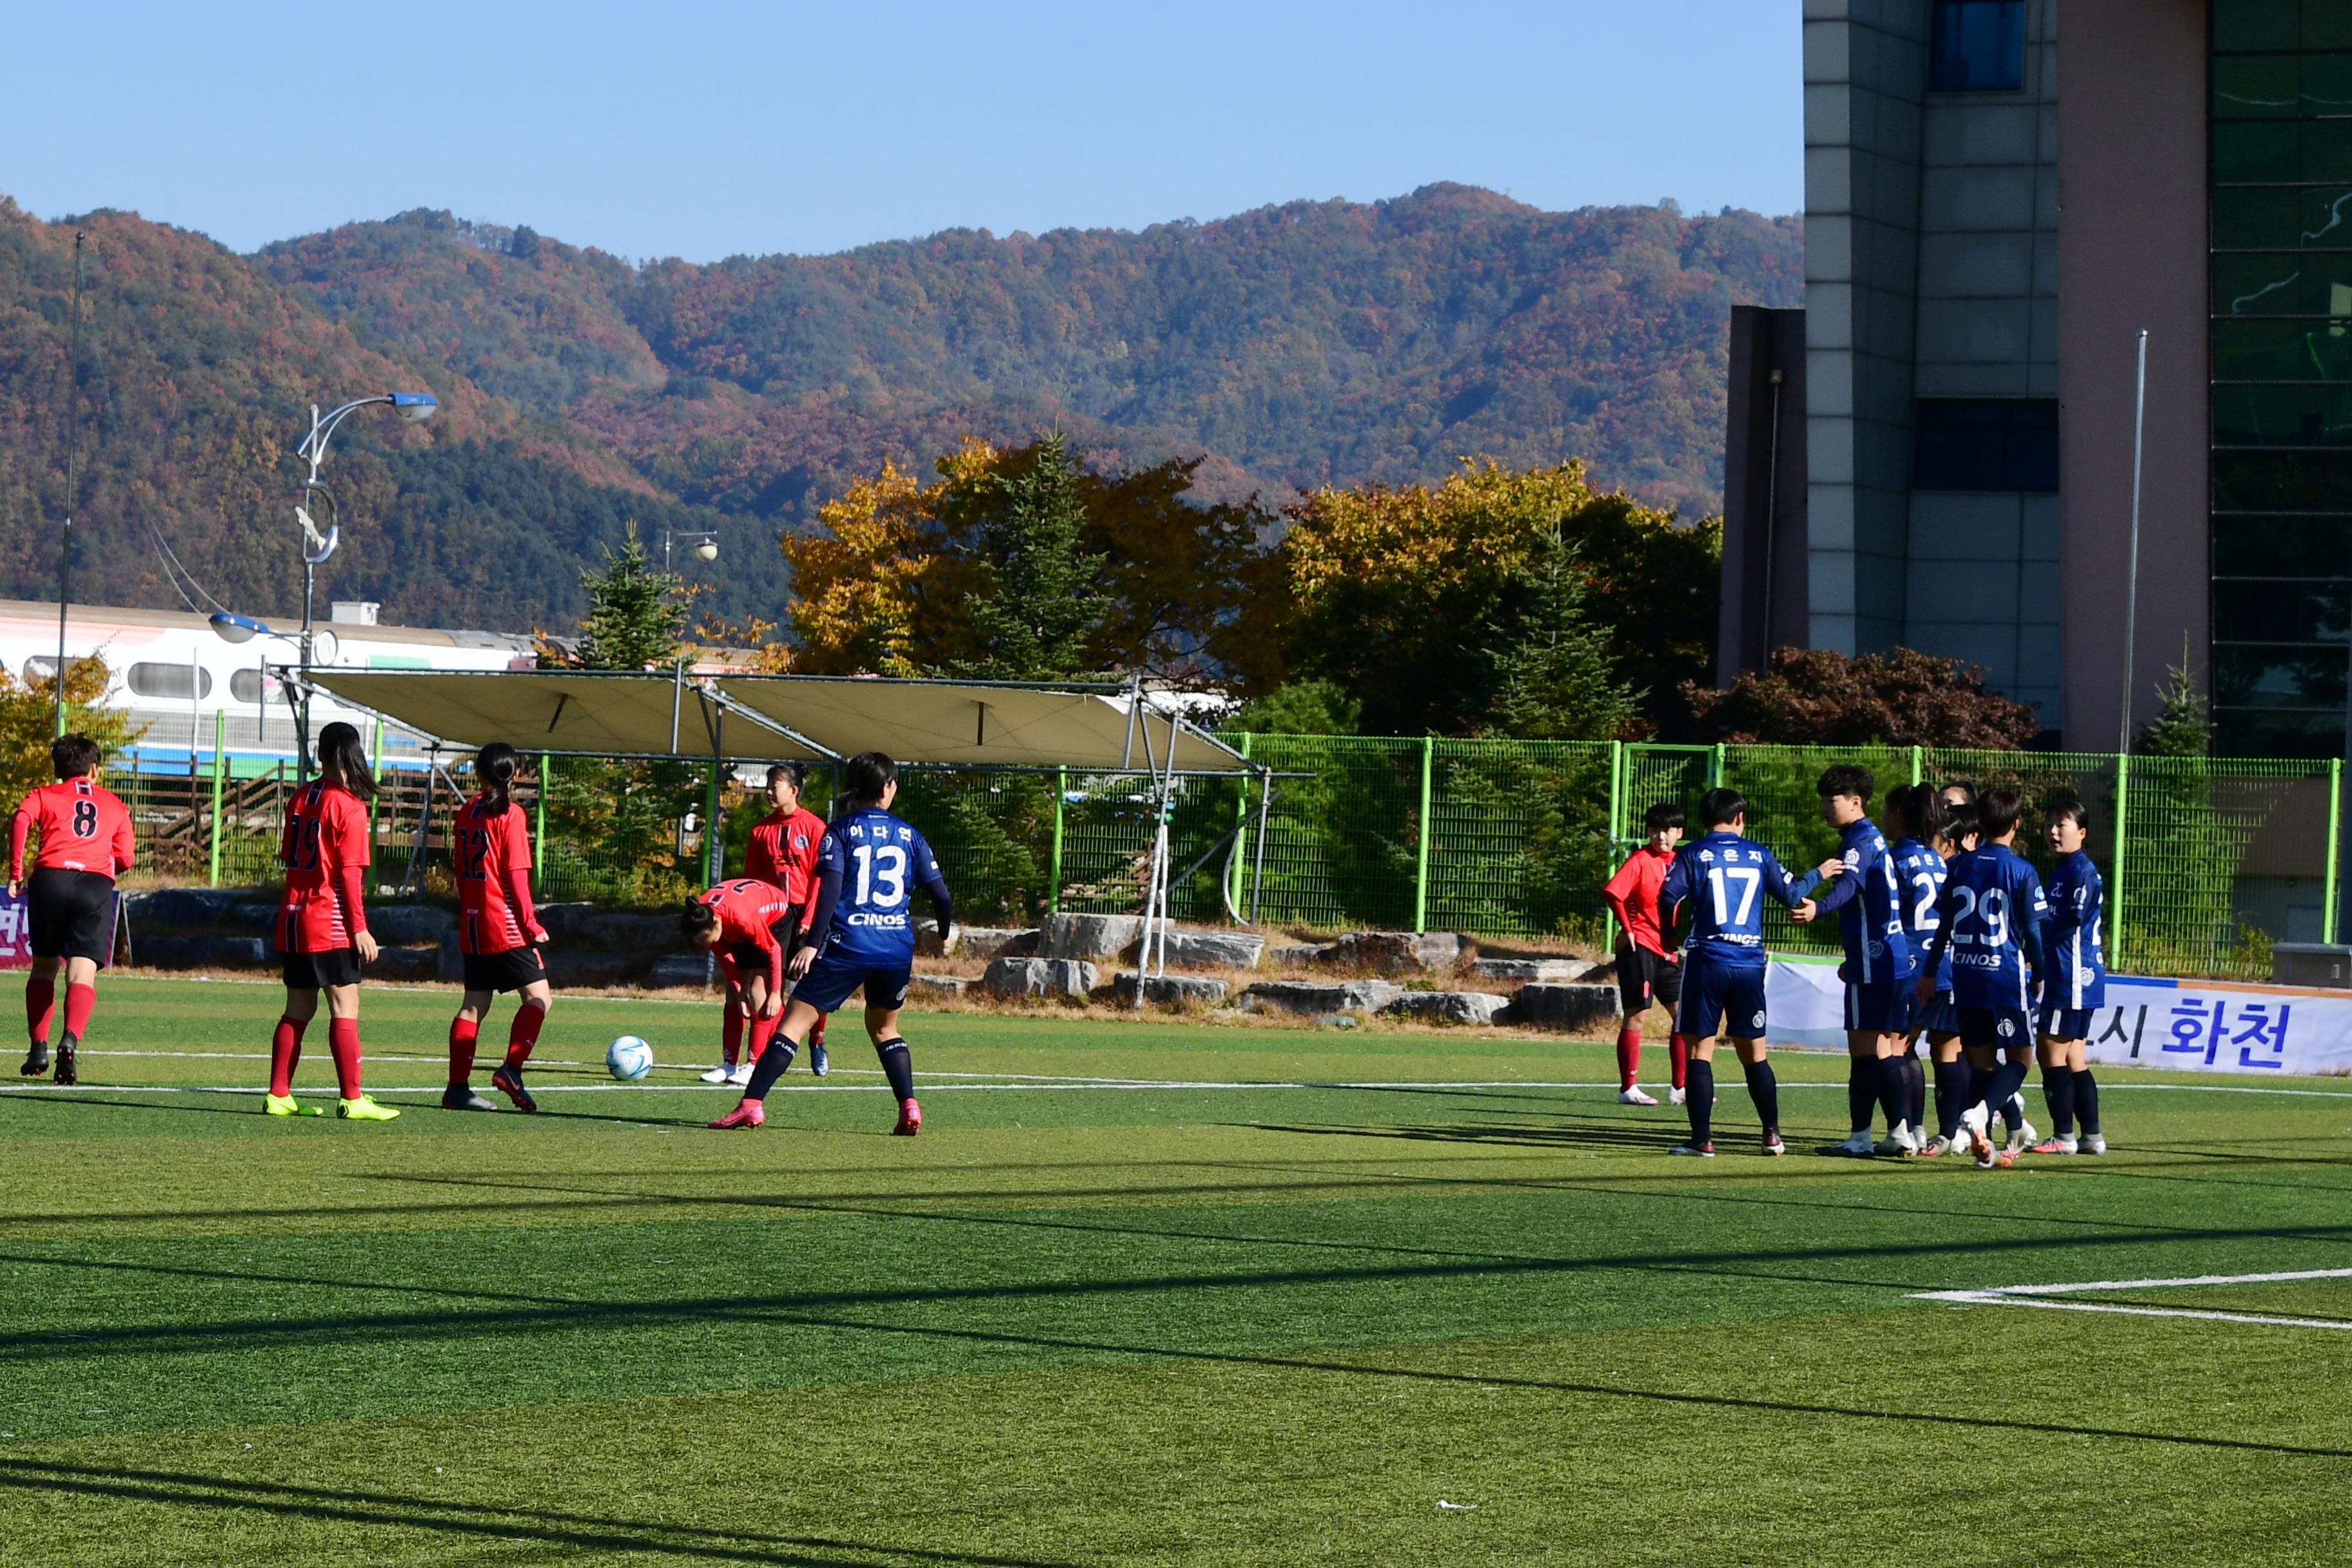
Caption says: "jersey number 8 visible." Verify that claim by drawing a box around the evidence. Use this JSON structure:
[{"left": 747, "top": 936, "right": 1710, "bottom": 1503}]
[{"left": 70, "top": 800, "right": 97, "bottom": 839}]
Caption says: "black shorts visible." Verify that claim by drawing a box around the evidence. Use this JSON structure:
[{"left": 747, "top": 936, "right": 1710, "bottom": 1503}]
[
  {"left": 28, "top": 867, "right": 115, "bottom": 963},
  {"left": 281, "top": 946, "right": 364, "bottom": 989},
  {"left": 1616, "top": 945, "right": 1683, "bottom": 1016},
  {"left": 720, "top": 913, "right": 802, "bottom": 983},
  {"left": 463, "top": 945, "right": 547, "bottom": 994}
]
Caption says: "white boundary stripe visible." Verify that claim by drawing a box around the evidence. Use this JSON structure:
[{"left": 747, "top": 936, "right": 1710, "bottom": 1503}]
[{"left": 1912, "top": 1268, "right": 2352, "bottom": 1332}]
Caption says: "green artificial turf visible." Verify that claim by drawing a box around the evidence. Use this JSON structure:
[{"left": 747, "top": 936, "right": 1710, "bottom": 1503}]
[{"left": 3, "top": 975, "right": 2349, "bottom": 1565}]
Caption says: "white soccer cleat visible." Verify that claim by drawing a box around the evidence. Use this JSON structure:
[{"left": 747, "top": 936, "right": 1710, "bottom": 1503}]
[
  {"left": 1921, "top": 1134, "right": 1954, "bottom": 1157},
  {"left": 698, "top": 1065, "right": 734, "bottom": 1084},
  {"left": 2081, "top": 1133, "right": 2108, "bottom": 1155},
  {"left": 1829, "top": 1130, "right": 1877, "bottom": 1157},
  {"left": 1618, "top": 1087, "right": 1659, "bottom": 1106},
  {"left": 725, "top": 1061, "right": 752, "bottom": 1088},
  {"left": 1959, "top": 1102, "right": 1994, "bottom": 1166},
  {"left": 1669, "top": 1086, "right": 1687, "bottom": 1106},
  {"left": 1876, "top": 1121, "right": 1919, "bottom": 1157},
  {"left": 2005, "top": 1118, "right": 2038, "bottom": 1154}
]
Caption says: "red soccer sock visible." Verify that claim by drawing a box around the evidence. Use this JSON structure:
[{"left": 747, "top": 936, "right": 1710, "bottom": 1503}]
[
  {"left": 721, "top": 1000, "right": 745, "bottom": 1067},
  {"left": 328, "top": 1017, "right": 363, "bottom": 1101},
  {"left": 1615, "top": 1025, "right": 1642, "bottom": 1090},
  {"left": 270, "top": 1016, "right": 308, "bottom": 1098},
  {"left": 448, "top": 1016, "right": 480, "bottom": 1088},
  {"left": 62, "top": 983, "right": 95, "bottom": 1041},
  {"left": 24, "top": 975, "right": 54, "bottom": 1045},
  {"left": 747, "top": 1010, "right": 781, "bottom": 1063},
  {"left": 1669, "top": 1034, "right": 1690, "bottom": 1092},
  {"left": 504, "top": 1003, "right": 545, "bottom": 1070}
]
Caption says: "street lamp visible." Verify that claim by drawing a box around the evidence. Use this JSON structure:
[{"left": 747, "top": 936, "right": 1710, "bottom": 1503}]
[
  {"left": 209, "top": 613, "right": 338, "bottom": 747},
  {"left": 279, "top": 391, "right": 436, "bottom": 775},
  {"left": 663, "top": 527, "right": 720, "bottom": 571}
]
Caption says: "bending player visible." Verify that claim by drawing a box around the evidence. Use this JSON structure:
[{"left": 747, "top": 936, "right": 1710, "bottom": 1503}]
[
  {"left": 265, "top": 721, "right": 397, "bottom": 1121},
  {"left": 2031, "top": 798, "right": 2108, "bottom": 1155},
  {"left": 710, "top": 751, "right": 950, "bottom": 1136},
  {"left": 444, "top": 741, "right": 553, "bottom": 1112},
  {"left": 11, "top": 734, "right": 134, "bottom": 1086},
  {"left": 1658, "top": 788, "right": 1820, "bottom": 1157},
  {"left": 1912, "top": 787, "right": 2048, "bottom": 1169},
  {"left": 706, "top": 761, "right": 829, "bottom": 1084},
  {"left": 682, "top": 875, "right": 798, "bottom": 1096},
  {"left": 1602, "top": 801, "right": 1688, "bottom": 1106},
  {"left": 1803, "top": 765, "right": 1921, "bottom": 1157}
]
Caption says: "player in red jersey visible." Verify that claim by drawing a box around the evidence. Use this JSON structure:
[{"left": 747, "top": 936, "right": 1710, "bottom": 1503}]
[
  {"left": 1602, "top": 802, "right": 1690, "bottom": 1107},
  {"left": 681, "top": 877, "right": 796, "bottom": 1088},
  {"left": 444, "top": 741, "right": 553, "bottom": 1113},
  {"left": 10, "top": 734, "right": 134, "bottom": 1086},
  {"left": 708, "top": 761, "right": 829, "bottom": 1083},
  {"left": 264, "top": 721, "right": 397, "bottom": 1121}
]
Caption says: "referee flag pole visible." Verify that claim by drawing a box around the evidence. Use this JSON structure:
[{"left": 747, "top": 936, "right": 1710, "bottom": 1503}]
[{"left": 2118, "top": 328, "right": 2148, "bottom": 758}]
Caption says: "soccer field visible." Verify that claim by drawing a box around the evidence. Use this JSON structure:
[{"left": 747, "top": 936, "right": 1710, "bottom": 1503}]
[{"left": 3, "top": 977, "right": 2349, "bottom": 1566}]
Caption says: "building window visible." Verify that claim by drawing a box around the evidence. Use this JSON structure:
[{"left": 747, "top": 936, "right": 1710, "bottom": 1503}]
[
  {"left": 1914, "top": 399, "right": 2059, "bottom": 491},
  {"left": 127, "top": 662, "right": 212, "bottom": 701},
  {"left": 228, "top": 669, "right": 288, "bottom": 705},
  {"left": 1929, "top": 1, "right": 2026, "bottom": 92}
]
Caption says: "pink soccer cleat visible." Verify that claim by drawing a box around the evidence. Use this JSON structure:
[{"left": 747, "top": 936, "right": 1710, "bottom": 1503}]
[
  {"left": 892, "top": 1097, "right": 922, "bottom": 1137},
  {"left": 709, "top": 1099, "right": 766, "bottom": 1130}
]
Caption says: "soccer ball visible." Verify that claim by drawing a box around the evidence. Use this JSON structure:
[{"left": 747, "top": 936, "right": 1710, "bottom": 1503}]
[{"left": 607, "top": 1035, "right": 654, "bottom": 1081}]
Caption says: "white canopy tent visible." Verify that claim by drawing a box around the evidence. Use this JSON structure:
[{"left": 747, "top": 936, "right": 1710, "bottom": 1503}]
[{"left": 302, "top": 667, "right": 1272, "bottom": 985}]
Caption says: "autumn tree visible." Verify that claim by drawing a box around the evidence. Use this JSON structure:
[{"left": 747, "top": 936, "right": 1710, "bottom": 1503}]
[
  {"left": 1680, "top": 647, "right": 2041, "bottom": 747},
  {"left": 0, "top": 658, "right": 142, "bottom": 812}
]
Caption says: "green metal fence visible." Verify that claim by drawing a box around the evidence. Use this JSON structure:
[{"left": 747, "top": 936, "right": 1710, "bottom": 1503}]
[{"left": 95, "top": 733, "right": 2343, "bottom": 983}]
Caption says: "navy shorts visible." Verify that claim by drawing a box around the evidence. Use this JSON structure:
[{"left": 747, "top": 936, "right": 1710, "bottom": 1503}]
[
  {"left": 2039, "top": 1004, "right": 2093, "bottom": 1041},
  {"left": 793, "top": 954, "right": 912, "bottom": 1014},
  {"left": 1676, "top": 959, "right": 1768, "bottom": 1041},
  {"left": 1920, "top": 990, "right": 1960, "bottom": 1037},
  {"left": 1842, "top": 975, "right": 1910, "bottom": 1033},
  {"left": 1958, "top": 1006, "right": 2035, "bottom": 1054}
]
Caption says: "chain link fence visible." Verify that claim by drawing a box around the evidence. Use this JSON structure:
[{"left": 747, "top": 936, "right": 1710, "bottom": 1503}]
[{"left": 93, "top": 734, "right": 2342, "bottom": 983}]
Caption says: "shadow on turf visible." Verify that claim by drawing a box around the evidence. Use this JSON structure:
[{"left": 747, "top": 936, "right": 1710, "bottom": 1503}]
[
  {"left": 1253, "top": 1117, "right": 1679, "bottom": 1152},
  {"left": 0, "top": 1460, "right": 1079, "bottom": 1566},
  {"left": 10, "top": 1090, "right": 718, "bottom": 1132}
]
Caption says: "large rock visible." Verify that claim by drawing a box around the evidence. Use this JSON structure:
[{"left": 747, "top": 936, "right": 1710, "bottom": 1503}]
[
  {"left": 1239, "top": 979, "right": 1404, "bottom": 1016},
  {"left": 575, "top": 911, "right": 684, "bottom": 950},
  {"left": 955, "top": 926, "right": 1039, "bottom": 960},
  {"left": 532, "top": 903, "right": 597, "bottom": 940},
  {"left": 370, "top": 946, "right": 440, "bottom": 983},
  {"left": 133, "top": 934, "right": 269, "bottom": 970},
  {"left": 1513, "top": 983, "right": 1622, "bottom": 1032},
  {"left": 1322, "top": 932, "right": 1470, "bottom": 975},
  {"left": 132, "top": 887, "right": 249, "bottom": 929},
  {"left": 983, "top": 956, "right": 1099, "bottom": 999},
  {"left": 1111, "top": 972, "right": 1230, "bottom": 1006},
  {"left": 540, "top": 950, "right": 639, "bottom": 988},
  {"left": 1382, "top": 990, "right": 1514, "bottom": 1025},
  {"left": 645, "top": 954, "right": 717, "bottom": 990},
  {"left": 1472, "top": 957, "right": 1607, "bottom": 985},
  {"left": 366, "top": 903, "right": 455, "bottom": 945},
  {"left": 1153, "top": 930, "right": 1266, "bottom": 969},
  {"left": 909, "top": 973, "right": 975, "bottom": 999},
  {"left": 1039, "top": 912, "right": 1143, "bottom": 961},
  {"left": 1267, "top": 943, "right": 1329, "bottom": 967}
]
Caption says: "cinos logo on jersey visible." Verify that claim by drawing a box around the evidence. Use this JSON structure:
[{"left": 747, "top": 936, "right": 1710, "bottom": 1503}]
[{"left": 847, "top": 912, "right": 909, "bottom": 928}]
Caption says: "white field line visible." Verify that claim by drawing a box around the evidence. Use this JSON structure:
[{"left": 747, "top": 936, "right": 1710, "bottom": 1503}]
[{"left": 1912, "top": 1268, "right": 2352, "bottom": 1332}]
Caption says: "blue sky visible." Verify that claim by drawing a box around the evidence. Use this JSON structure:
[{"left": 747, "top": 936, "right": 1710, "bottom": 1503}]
[{"left": 1, "top": 1, "right": 1800, "bottom": 262}]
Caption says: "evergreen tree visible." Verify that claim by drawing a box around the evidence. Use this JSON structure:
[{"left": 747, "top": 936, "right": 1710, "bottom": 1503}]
[
  {"left": 1480, "top": 529, "right": 1642, "bottom": 739},
  {"left": 2133, "top": 640, "right": 2212, "bottom": 757},
  {"left": 954, "top": 435, "right": 1108, "bottom": 680},
  {"left": 574, "top": 521, "right": 687, "bottom": 671}
]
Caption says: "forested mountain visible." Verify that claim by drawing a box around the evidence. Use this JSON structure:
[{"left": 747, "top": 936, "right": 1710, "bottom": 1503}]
[{"left": 0, "top": 187, "right": 1799, "bottom": 634}]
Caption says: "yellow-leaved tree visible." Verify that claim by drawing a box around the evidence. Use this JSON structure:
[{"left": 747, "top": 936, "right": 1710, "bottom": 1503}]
[
  {"left": 0, "top": 656, "right": 144, "bottom": 812},
  {"left": 781, "top": 457, "right": 952, "bottom": 676}
]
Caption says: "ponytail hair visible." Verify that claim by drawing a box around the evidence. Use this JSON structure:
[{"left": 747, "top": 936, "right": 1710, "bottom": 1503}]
[
  {"left": 475, "top": 741, "right": 522, "bottom": 816},
  {"left": 315, "top": 721, "right": 379, "bottom": 801}
]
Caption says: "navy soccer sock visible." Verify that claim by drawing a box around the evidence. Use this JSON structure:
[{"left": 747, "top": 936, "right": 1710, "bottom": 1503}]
[
  {"left": 876, "top": 1037, "right": 915, "bottom": 1101},
  {"left": 1742, "top": 1059, "right": 1780, "bottom": 1133},
  {"left": 1846, "top": 1058, "right": 1874, "bottom": 1133},
  {"left": 1933, "top": 1057, "right": 1968, "bottom": 1138},
  {"left": 743, "top": 1036, "right": 799, "bottom": 1101},
  {"left": 2040, "top": 1066, "right": 2076, "bottom": 1137},
  {"left": 1685, "top": 1059, "right": 1714, "bottom": 1144},
  {"left": 2073, "top": 1068, "right": 2101, "bottom": 1135},
  {"left": 1876, "top": 1055, "right": 1908, "bottom": 1132},
  {"left": 1984, "top": 1056, "right": 2032, "bottom": 1128},
  {"left": 1903, "top": 1055, "right": 1928, "bottom": 1134}
]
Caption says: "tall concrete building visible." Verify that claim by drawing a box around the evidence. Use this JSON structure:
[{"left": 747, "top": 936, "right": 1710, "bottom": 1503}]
[{"left": 1762, "top": 0, "right": 2352, "bottom": 756}]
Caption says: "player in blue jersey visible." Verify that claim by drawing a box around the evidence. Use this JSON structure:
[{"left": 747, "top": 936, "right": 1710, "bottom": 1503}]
[
  {"left": 1913, "top": 788, "right": 2049, "bottom": 1169},
  {"left": 1656, "top": 787, "right": 1823, "bottom": 1157},
  {"left": 2031, "top": 798, "right": 2108, "bottom": 1155},
  {"left": 1877, "top": 784, "right": 1945, "bottom": 1152},
  {"left": 709, "top": 752, "right": 952, "bottom": 1135},
  {"left": 1805, "top": 765, "right": 1921, "bottom": 1157}
]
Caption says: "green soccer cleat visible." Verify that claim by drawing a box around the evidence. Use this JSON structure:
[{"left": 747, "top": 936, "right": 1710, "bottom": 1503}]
[
  {"left": 263, "top": 1093, "right": 321, "bottom": 1117},
  {"left": 336, "top": 1095, "right": 401, "bottom": 1122}
]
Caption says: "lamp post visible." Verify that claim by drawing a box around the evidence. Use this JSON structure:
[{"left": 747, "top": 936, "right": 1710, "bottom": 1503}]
[
  {"left": 662, "top": 527, "right": 720, "bottom": 571},
  {"left": 281, "top": 392, "right": 435, "bottom": 776},
  {"left": 54, "top": 231, "right": 88, "bottom": 740},
  {"left": 207, "top": 615, "right": 338, "bottom": 752}
]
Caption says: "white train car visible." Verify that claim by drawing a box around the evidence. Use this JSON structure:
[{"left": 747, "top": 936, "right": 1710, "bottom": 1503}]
[{"left": 0, "top": 598, "right": 535, "bottom": 769}]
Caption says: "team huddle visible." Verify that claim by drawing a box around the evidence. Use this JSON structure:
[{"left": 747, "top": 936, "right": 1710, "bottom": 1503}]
[
  {"left": 12, "top": 730, "right": 953, "bottom": 1135},
  {"left": 1606, "top": 766, "right": 2108, "bottom": 1166}
]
